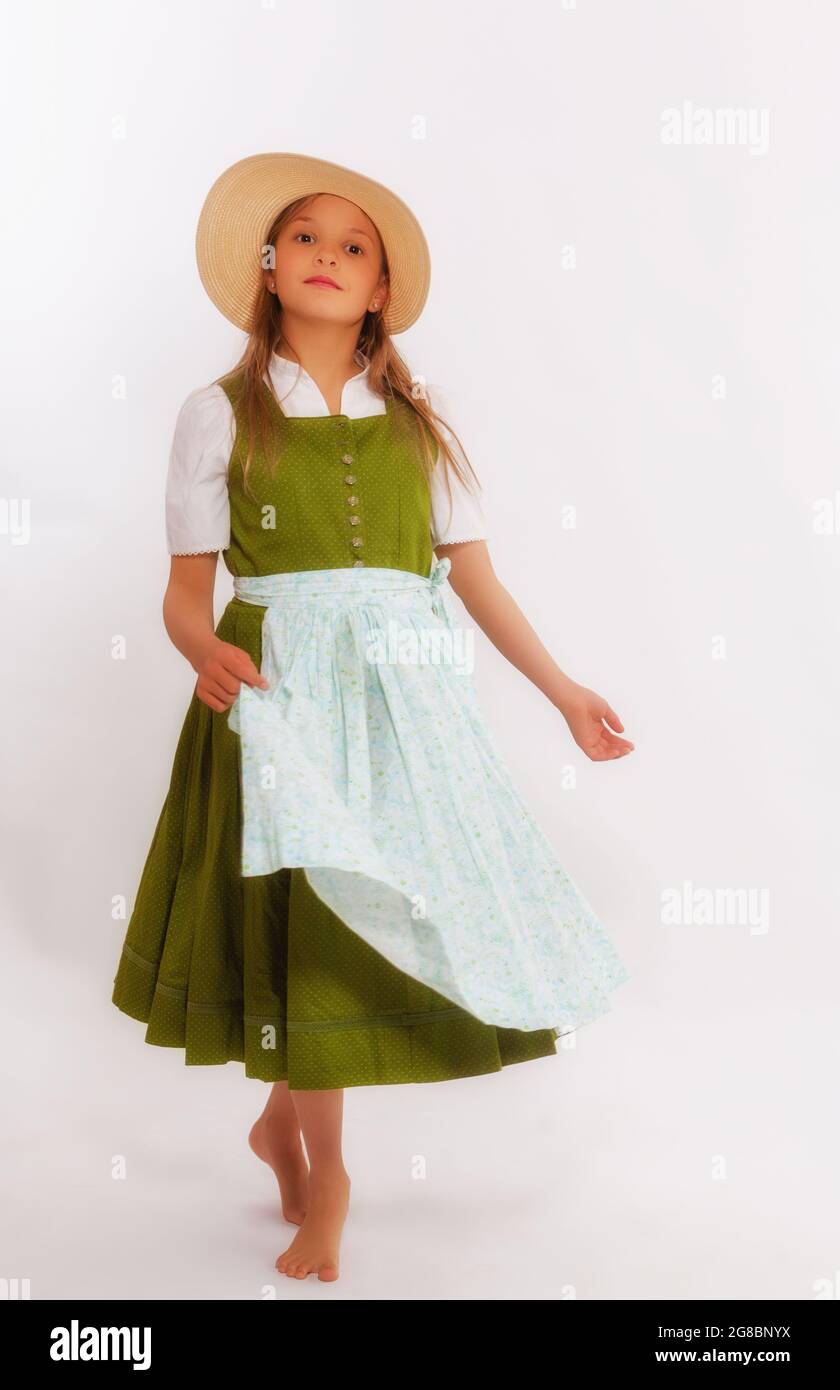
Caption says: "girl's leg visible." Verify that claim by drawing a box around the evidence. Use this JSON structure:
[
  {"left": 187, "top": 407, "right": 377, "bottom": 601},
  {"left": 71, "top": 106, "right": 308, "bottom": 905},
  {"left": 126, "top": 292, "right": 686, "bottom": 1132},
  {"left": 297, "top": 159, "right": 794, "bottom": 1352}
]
[
  {"left": 248, "top": 1081, "right": 310, "bottom": 1225},
  {"left": 275, "top": 1087, "right": 351, "bottom": 1282}
]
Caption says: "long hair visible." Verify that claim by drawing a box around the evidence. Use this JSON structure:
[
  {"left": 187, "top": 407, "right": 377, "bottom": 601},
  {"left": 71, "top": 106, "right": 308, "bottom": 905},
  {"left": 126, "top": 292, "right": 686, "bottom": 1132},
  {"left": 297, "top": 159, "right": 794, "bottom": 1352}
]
[{"left": 213, "top": 193, "right": 482, "bottom": 521}]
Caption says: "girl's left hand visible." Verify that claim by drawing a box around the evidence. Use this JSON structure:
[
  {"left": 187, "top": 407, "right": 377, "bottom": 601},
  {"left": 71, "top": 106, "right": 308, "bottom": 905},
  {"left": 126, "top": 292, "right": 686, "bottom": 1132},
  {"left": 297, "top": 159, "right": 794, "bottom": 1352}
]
[{"left": 561, "top": 684, "right": 635, "bottom": 762}]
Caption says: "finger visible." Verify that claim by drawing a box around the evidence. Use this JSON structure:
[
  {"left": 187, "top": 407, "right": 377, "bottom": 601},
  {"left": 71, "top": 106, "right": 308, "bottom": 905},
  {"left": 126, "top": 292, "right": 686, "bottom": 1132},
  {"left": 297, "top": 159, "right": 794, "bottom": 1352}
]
[
  {"left": 582, "top": 734, "right": 611, "bottom": 761},
  {"left": 228, "top": 658, "right": 270, "bottom": 690},
  {"left": 208, "top": 666, "right": 242, "bottom": 698},
  {"left": 224, "top": 646, "right": 271, "bottom": 688},
  {"left": 196, "top": 689, "right": 228, "bottom": 713},
  {"left": 243, "top": 669, "right": 271, "bottom": 689},
  {"left": 602, "top": 705, "right": 625, "bottom": 733},
  {"left": 600, "top": 726, "right": 634, "bottom": 753},
  {"left": 202, "top": 677, "right": 236, "bottom": 707},
  {"left": 588, "top": 729, "right": 633, "bottom": 760},
  {"left": 593, "top": 742, "right": 633, "bottom": 760}
]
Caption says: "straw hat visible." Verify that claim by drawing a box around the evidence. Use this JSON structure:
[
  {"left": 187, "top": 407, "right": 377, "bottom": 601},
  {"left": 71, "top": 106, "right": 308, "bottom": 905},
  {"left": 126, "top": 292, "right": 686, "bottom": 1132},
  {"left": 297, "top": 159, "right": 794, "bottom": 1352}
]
[{"left": 195, "top": 152, "right": 431, "bottom": 336}]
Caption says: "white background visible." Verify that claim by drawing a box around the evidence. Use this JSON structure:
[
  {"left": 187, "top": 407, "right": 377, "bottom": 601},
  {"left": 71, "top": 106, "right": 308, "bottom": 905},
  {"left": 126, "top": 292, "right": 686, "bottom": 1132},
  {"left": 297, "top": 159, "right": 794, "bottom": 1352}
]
[{"left": 2, "top": 0, "right": 838, "bottom": 1301}]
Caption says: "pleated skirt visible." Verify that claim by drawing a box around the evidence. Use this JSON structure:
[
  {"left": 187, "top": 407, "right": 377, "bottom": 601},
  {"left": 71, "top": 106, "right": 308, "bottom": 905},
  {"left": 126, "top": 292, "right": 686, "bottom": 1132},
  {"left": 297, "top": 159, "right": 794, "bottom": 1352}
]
[{"left": 110, "top": 594, "right": 561, "bottom": 1087}]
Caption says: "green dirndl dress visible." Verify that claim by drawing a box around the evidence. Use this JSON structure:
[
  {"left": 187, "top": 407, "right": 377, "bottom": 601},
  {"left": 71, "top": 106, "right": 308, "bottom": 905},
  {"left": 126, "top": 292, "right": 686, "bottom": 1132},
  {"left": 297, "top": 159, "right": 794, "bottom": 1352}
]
[{"left": 111, "top": 371, "right": 628, "bottom": 1087}]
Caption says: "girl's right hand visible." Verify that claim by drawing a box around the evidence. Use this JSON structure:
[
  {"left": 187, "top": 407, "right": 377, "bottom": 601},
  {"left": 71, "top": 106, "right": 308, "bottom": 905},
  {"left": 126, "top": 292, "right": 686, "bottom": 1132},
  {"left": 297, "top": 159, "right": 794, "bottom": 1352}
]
[{"left": 193, "top": 637, "right": 270, "bottom": 713}]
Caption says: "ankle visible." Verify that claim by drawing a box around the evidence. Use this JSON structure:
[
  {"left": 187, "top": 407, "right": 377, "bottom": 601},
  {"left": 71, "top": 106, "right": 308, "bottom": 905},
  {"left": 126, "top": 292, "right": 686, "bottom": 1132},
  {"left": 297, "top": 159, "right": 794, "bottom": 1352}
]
[
  {"left": 255, "top": 1114, "right": 303, "bottom": 1149},
  {"left": 308, "top": 1162, "right": 351, "bottom": 1186}
]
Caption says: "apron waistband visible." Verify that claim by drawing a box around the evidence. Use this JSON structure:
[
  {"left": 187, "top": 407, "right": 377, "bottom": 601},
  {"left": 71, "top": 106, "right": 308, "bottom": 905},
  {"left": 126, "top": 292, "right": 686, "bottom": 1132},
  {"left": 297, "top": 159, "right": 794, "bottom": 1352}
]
[{"left": 232, "top": 556, "right": 452, "bottom": 608}]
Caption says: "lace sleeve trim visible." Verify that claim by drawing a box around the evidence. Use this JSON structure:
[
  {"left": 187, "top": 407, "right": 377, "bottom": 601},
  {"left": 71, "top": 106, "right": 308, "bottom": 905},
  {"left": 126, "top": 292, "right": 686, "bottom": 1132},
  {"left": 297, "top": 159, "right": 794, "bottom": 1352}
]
[
  {"left": 169, "top": 546, "right": 227, "bottom": 556},
  {"left": 433, "top": 534, "right": 488, "bottom": 545}
]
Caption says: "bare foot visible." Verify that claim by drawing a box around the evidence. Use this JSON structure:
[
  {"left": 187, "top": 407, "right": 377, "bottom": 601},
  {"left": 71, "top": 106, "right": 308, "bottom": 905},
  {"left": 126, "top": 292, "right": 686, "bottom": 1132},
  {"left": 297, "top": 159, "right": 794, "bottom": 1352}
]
[
  {"left": 249, "top": 1115, "right": 310, "bottom": 1225},
  {"left": 275, "top": 1167, "right": 351, "bottom": 1282}
]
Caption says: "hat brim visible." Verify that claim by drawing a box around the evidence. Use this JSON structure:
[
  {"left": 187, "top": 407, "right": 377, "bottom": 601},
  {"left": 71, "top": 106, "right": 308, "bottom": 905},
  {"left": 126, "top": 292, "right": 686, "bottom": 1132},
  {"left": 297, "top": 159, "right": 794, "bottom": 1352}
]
[{"left": 195, "top": 152, "right": 431, "bottom": 336}]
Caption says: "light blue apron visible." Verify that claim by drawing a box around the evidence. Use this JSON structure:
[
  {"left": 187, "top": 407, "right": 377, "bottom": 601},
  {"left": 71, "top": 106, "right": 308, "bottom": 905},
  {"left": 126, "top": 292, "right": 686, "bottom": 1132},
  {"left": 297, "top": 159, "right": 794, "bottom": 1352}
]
[{"left": 226, "top": 554, "right": 630, "bottom": 1034}]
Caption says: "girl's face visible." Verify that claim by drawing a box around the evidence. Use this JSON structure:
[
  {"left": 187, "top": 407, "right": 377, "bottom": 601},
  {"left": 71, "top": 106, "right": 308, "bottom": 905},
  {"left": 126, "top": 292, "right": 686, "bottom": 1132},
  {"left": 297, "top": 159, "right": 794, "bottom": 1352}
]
[{"left": 268, "top": 193, "right": 388, "bottom": 328}]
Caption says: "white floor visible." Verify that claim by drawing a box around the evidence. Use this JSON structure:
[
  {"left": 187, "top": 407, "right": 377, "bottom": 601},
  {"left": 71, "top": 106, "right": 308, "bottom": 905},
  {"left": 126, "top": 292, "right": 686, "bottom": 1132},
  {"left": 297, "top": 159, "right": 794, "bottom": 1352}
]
[{"left": 2, "top": 946, "right": 835, "bottom": 1301}]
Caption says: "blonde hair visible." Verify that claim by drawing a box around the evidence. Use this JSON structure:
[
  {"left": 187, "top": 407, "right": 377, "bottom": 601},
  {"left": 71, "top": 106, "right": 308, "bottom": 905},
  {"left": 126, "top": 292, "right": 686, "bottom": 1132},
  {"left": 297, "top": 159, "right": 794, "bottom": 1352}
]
[{"left": 213, "top": 192, "right": 482, "bottom": 519}]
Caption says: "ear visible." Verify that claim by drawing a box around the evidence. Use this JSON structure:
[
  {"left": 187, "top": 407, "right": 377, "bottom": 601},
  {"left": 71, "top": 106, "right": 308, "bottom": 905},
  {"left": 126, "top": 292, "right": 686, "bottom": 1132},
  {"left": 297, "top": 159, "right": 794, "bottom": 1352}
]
[{"left": 371, "top": 279, "right": 390, "bottom": 313}]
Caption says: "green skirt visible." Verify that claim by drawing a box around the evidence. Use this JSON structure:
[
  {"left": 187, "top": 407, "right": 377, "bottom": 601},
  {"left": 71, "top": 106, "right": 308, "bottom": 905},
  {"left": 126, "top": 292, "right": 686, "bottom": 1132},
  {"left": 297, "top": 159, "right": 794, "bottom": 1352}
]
[{"left": 111, "top": 597, "right": 559, "bottom": 1088}]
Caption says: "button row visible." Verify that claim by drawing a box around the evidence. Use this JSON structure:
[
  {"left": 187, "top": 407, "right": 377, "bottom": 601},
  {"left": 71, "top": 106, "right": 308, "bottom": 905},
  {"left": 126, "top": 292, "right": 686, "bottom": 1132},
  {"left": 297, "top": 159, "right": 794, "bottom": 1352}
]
[{"left": 341, "top": 453, "right": 365, "bottom": 565}]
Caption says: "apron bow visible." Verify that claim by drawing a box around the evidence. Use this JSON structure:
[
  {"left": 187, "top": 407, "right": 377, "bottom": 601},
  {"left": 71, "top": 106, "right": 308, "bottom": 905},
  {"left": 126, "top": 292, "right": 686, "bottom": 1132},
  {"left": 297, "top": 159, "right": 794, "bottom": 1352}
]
[
  {"left": 428, "top": 555, "right": 453, "bottom": 626},
  {"left": 430, "top": 555, "right": 451, "bottom": 587}
]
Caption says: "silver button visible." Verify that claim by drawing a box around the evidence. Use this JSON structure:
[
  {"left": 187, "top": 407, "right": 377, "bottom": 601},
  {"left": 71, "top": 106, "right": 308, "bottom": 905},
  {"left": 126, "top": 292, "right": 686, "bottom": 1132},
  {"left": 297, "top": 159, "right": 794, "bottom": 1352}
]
[
  {"left": 353, "top": 559, "right": 365, "bottom": 567},
  {"left": 344, "top": 474, "right": 356, "bottom": 484},
  {"left": 349, "top": 515, "right": 360, "bottom": 525},
  {"left": 346, "top": 495, "right": 358, "bottom": 506},
  {"left": 351, "top": 537, "right": 363, "bottom": 548},
  {"left": 341, "top": 453, "right": 353, "bottom": 465}
]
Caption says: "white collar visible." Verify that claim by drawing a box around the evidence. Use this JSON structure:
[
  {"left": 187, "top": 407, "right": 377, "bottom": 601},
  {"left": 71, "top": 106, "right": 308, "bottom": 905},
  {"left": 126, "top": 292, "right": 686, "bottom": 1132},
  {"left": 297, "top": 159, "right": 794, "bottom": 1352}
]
[
  {"left": 269, "top": 347, "right": 370, "bottom": 379},
  {"left": 265, "top": 348, "right": 375, "bottom": 417}
]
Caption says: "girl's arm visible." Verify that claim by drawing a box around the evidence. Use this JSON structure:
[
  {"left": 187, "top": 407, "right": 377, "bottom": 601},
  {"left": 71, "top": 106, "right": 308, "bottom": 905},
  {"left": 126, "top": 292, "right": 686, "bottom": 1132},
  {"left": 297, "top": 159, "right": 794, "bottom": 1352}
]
[
  {"left": 163, "top": 554, "right": 218, "bottom": 669},
  {"left": 163, "top": 555, "right": 268, "bottom": 712},
  {"left": 435, "top": 541, "right": 634, "bottom": 763}
]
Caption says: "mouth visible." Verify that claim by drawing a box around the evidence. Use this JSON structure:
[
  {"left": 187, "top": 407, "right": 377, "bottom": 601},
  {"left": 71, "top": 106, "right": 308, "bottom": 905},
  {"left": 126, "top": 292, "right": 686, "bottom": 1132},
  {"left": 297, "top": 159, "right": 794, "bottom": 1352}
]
[{"left": 304, "top": 276, "right": 341, "bottom": 290}]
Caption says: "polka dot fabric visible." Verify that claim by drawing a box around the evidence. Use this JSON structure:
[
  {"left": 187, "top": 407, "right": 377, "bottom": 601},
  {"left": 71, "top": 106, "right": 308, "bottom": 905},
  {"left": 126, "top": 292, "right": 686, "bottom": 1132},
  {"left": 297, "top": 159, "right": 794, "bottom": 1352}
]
[
  {"left": 224, "top": 390, "right": 436, "bottom": 580},
  {"left": 111, "top": 370, "right": 572, "bottom": 1085}
]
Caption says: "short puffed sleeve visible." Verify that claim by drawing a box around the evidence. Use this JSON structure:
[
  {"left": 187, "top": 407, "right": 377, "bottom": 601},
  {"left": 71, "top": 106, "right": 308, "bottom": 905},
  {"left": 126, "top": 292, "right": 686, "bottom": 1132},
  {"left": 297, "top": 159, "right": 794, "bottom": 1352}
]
[
  {"left": 165, "top": 384, "right": 234, "bottom": 555},
  {"left": 426, "top": 389, "right": 490, "bottom": 546}
]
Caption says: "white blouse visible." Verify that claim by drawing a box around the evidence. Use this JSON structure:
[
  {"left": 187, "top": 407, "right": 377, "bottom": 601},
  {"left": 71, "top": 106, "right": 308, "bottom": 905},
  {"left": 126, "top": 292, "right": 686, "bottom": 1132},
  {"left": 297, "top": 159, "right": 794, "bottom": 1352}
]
[{"left": 165, "top": 349, "right": 489, "bottom": 555}]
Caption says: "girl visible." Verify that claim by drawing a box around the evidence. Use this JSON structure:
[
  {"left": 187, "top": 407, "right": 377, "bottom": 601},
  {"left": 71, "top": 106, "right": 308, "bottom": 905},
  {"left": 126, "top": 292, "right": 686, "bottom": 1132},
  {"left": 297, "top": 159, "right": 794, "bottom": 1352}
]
[{"left": 111, "top": 152, "right": 633, "bottom": 1284}]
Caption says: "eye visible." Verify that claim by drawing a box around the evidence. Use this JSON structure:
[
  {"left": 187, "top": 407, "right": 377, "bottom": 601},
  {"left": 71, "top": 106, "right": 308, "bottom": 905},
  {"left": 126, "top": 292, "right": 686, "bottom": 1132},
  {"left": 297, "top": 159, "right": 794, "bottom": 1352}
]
[{"left": 293, "top": 232, "right": 364, "bottom": 255}]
